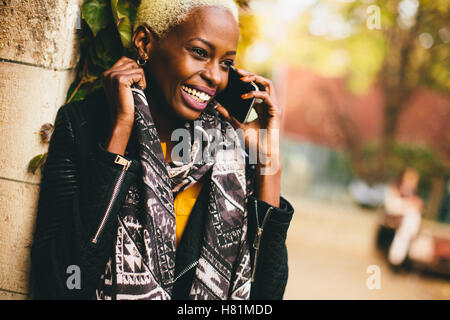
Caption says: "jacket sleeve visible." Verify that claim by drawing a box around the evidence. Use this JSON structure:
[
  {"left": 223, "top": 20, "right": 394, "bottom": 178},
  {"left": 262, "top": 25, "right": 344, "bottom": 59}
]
[
  {"left": 247, "top": 195, "right": 294, "bottom": 300},
  {"left": 30, "top": 105, "right": 139, "bottom": 299}
]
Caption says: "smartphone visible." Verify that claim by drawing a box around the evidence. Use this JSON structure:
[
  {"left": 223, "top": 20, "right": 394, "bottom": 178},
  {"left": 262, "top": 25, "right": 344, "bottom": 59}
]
[{"left": 214, "top": 66, "right": 259, "bottom": 123}]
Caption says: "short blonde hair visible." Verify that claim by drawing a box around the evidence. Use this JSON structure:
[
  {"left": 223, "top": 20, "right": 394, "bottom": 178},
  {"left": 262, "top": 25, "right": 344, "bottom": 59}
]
[{"left": 134, "top": 0, "right": 239, "bottom": 38}]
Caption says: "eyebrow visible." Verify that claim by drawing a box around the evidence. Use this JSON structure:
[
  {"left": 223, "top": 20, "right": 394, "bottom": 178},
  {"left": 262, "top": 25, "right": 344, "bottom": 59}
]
[{"left": 187, "top": 37, "right": 236, "bottom": 56}]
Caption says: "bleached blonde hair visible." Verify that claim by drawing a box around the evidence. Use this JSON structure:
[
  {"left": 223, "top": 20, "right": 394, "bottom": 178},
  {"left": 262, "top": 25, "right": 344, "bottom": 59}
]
[{"left": 134, "top": 0, "right": 239, "bottom": 38}]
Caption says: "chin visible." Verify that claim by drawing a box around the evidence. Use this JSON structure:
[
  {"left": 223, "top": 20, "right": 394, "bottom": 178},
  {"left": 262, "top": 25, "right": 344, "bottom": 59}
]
[
  {"left": 171, "top": 98, "right": 203, "bottom": 122},
  {"left": 176, "top": 107, "right": 202, "bottom": 122}
]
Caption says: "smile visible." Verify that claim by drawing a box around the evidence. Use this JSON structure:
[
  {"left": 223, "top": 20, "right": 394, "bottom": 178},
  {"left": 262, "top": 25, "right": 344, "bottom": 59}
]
[{"left": 181, "top": 85, "right": 212, "bottom": 103}]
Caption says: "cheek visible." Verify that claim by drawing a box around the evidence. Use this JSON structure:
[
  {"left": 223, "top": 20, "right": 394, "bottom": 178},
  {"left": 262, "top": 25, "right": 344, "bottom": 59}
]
[
  {"left": 163, "top": 55, "right": 199, "bottom": 89},
  {"left": 173, "top": 56, "right": 203, "bottom": 81},
  {"left": 220, "top": 73, "right": 229, "bottom": 91}
]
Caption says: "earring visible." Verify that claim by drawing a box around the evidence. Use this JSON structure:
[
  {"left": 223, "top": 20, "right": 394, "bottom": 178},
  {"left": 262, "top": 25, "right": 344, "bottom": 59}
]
[{"left": 137, "top": 52, "right": 148, "bottom": 66}]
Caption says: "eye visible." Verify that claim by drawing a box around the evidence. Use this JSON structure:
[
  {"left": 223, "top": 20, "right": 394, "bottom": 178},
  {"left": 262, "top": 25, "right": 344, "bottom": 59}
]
[
  {"left": 221, "top": 60, "right": 234, "bottom": 69},
  {"left": 191, "top": 47, "right": 208, "bottom": 58}
]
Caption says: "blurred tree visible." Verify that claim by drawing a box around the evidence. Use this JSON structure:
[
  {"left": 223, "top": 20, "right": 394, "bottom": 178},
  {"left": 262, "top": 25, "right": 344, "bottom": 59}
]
[
  {"left": 244, "top": 0, "right": 449, "bottom": 217},
  {"left": 355, "top": 0, "right": 450, "bottom": 181},
  {"left": 340, "top": 0, "right": 449, "bottom": 218},
  {"left": 274, "top": 0, "right": 450, "bottom": 182}
]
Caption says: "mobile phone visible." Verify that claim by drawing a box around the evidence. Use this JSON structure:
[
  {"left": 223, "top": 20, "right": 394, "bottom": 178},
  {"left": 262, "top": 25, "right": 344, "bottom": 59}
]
[{"left": 214, "top": 66, "right": 259, "bottom": 123}]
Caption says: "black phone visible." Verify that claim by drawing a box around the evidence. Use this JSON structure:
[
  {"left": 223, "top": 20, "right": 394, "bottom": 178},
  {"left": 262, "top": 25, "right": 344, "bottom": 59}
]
[{"left": 214, "top": 66, "right": 259, "bottom": 123}]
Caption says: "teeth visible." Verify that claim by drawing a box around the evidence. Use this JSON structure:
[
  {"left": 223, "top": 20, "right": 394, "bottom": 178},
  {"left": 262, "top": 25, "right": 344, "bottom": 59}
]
[{"left": 182, "top": 85, "right": 211, "bottom": 103}]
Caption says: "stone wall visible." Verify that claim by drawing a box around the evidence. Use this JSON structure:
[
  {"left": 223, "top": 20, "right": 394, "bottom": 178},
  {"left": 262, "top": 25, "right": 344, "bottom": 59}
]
[{"left": 0, "top": 0, "right": 82, "bottom": 299}]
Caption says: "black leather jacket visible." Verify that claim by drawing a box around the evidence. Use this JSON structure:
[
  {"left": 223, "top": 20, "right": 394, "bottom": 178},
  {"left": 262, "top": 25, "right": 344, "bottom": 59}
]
[{"left": 30, "top": 89, "right": 294, "bottom": 300}]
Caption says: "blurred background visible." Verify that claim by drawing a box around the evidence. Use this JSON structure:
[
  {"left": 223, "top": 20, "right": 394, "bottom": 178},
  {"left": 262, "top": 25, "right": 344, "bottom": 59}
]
[
  {"left": 235, "top": 0, "right": 450, "bottom": 299},
  {"left": 0, "top": 0, "right": 449, "bottom": 299}
]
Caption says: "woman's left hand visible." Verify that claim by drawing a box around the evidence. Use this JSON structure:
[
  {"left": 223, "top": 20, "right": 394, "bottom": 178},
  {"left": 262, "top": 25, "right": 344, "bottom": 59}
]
[
  {"left": 216, "top": 68, "right": 282, "bottom": 207},
  {"left": 216, "top": 68, "right": 282, "bottom": 159}
]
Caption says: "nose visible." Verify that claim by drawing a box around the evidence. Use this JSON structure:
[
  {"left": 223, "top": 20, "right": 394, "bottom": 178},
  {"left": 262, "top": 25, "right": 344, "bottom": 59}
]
[{"left": 201, "top": 60, "right": 222, "bottom": 89}]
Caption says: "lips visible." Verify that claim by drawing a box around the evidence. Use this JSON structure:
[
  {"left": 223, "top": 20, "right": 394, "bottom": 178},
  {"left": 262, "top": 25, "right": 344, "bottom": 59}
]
[{"left": 180, "top": 84, "right": 216, "bottom": 112}]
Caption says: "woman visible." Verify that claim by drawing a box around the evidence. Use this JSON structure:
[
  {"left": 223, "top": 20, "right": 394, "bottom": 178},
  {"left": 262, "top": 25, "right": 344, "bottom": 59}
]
[
  {"left": 31, "top": 0, "right": 294, "bottom": 300},
  {"left": 378, "top": 168, "right": 423, "bottom": 267}
]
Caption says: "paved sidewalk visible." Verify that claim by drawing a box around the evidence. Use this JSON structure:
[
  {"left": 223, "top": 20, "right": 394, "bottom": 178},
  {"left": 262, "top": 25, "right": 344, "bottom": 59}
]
[{"left": 283, "top": 196, "right": 450, "bottom": 299}]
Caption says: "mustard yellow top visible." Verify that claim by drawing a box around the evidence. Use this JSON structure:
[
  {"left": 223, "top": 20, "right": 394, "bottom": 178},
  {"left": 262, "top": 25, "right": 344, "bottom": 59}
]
[{"left": 161, "top": 142, "right": 204, "bottom": 247}]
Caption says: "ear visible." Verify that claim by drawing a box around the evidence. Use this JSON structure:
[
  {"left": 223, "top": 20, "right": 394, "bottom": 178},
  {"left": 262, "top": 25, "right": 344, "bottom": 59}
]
[{"left": 132, "top": 25, "right": 157, "bottom": 58}]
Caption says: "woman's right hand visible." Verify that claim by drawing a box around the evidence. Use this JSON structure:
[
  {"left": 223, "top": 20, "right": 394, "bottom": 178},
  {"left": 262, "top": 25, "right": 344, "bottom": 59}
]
[
  {"left": 102, "top": 56, "right": 147, "bottom": 127},
  {"left": 102, "top": 56, "right": 147, "bottom": 155}
]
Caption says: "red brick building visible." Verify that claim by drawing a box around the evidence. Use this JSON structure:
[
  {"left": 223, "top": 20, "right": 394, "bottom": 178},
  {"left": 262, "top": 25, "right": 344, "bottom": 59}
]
[{"left": 277, "top": 66, "right": 450, "bottom": 162}]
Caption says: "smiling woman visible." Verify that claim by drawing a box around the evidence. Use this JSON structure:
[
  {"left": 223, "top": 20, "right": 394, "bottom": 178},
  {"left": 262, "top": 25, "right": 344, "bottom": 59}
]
[
  {"left": 137, "top": 5, "right": 239, "bottom": 122},
  {"left": 30, "top": 0, "right": 294, "bottom": 300}
]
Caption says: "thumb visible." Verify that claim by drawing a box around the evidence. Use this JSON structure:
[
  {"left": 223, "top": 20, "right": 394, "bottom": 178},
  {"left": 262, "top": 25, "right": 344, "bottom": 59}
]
[
  {"left": 216, "top": 105, "right": 230, "bottom": 120},
  {"left": 216, "top": 105, "right": 241, "bottom": 129}
]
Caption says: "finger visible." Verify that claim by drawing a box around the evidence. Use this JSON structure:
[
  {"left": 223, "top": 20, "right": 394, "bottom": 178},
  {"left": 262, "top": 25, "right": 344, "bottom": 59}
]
[
  {"left": 112, "top": 71, "right": 147, "bottom": 89},
  {"left": 129, "top": 70, "right": 146, "bottom": 90},
  {"left": 241, "top": 90, "right": 271, "bottom": 101},
  {"left": 113, "top": 60, "right": 141, "bottom": 72},
  {"left": 234, "top": 67, "right": 253, "bottom": 77},
  {"left": 240, "top": 74, "right": 275, "bottom": 95},
  {"left": 242, "top": 91, "right": 281, "bottom": 115},
  {"left": 109, "top": 66, "right": 145, "bottom": 81},
  {"left": 103, "top": 60, "right": 141, "bottom": 78},
  {"left": 216, "top": 105, "right": 242, "bottom": 128},
  {"left": 215, "top": 105, "right": 230, "bottom": 119},
  {"left": 111, "top": 56, "right": 135, "bottom": 69},
  {"left": 130, "top": 67, "right": 146, "bottom": 90}
]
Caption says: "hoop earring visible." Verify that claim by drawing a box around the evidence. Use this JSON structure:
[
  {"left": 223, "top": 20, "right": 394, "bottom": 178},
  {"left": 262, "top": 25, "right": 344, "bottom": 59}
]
[{"left": 137, "top": 57, "right": 148, "bottom": 66}]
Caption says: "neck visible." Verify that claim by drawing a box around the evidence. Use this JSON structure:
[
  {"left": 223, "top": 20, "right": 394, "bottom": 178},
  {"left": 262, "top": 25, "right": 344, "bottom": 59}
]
[
  {"left": 146, "top": 89, "right": 182, "bottom": 139},
  {"left": 146, "top": 92, "right": 187, "bottom": 164}
]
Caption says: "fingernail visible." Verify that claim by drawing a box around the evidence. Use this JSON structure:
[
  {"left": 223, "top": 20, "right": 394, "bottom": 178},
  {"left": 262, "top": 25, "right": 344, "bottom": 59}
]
[
  {"left": 240, "top": 76, "right": 247, "bottom": 81},
  {"left": 241, "top": 94, "right": 247, "bottom": 99}
]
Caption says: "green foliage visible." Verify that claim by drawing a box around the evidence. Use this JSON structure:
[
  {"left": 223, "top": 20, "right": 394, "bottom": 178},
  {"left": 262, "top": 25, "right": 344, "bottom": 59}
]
[
  {"left": 281, "top": 1, "right": 450, "bottom": 182},
  {"left": 388, "top": 143, "right": 448, "bottom": 182},
  {"left": 347, "top": 0, "right": 450, "bottom": 93},
  {"left": 110, "top": 0, "right": 140, "bottom": 48},
  {"left": 236, "top": 11, "right": 258, "bottom": 67},
  {"left": 28, "top": 154, "right": 48, "bottom": 174},
  {"left": 28, "top": 0, "right": 256, "bottom": 174},
  {"left": 69, "top": 0, "right": 138, "bottom": 103},
  {"left": 358, "top": 141, "right": 448, "bottom": 188},
  {"left": 27, "top": 123, "right": 54, "bottom": 174},
  {"left": 81, "top": 0, "right": 111, "bottom": 36},
  {"left": 67, "top": 0, "right": 254, "bottom": 104}
]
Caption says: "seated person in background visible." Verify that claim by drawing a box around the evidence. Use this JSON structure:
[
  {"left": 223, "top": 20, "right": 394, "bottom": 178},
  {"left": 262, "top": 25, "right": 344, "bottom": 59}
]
[{"left": 382, "top": 168, "right": 423, "bottom": 266}]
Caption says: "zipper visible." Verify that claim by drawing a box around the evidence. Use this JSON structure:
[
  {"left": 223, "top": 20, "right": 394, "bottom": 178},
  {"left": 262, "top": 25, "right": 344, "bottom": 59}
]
[
  {"left": 251, "top": 199, "right": 274, "bottom": 282},
  {"left": 91, "top": 155, "right": 131, "bottom": 244},
  {"left": 173, "top": 261, "right": 198, "bottom": 283}
]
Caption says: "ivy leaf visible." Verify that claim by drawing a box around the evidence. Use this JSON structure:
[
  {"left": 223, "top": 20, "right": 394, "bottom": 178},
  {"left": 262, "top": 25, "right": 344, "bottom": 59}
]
[
  {"left": 28, "top": 153, "right": 48, "bottom": 174},
  {"left": 96, "top": 29, "right": 122, "bottom": 68},
  {"left": 111, "top": 0, "right": 136, "bottom": 48},
  {"left": 117, "top": 16, "right": 132, "bottom": 48},
  {"left": 39, "top": 123, "right": 54, "bottom": 143},
  {"left": 66, "top": 81, "right": 88, "bottom": 103},
  {"left": 81, "top": 0, "right": 111, "bottom": 36},
  {"left": 111, "top": 0, "right": 119, "bottom": 23},
  {"left": 111, "top": 0, "right": 136, "bottom": 23}
]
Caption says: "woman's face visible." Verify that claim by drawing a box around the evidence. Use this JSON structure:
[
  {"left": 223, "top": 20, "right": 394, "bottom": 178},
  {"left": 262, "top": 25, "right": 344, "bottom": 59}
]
[{"left": 141, "top": 6, "right": 239, "bottom": 121}]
